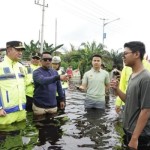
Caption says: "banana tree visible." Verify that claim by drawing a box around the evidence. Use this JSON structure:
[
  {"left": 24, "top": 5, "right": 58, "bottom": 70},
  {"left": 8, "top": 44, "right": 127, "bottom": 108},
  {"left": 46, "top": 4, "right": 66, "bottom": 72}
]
[
  {"left": 23, "top": 40, "right": 40, "bottom": 60},
  {"left": 22, "top": 40, "right": 63, "bottom": 60},
  {"left": 43, "top": 41, "right": 63, "bottom": 54}
]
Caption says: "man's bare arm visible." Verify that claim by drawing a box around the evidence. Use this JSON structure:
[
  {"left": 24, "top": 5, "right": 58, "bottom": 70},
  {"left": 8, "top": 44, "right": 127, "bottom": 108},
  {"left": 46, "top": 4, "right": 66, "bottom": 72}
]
[{"left": 128, "top": 109, "right": 150, "bottom": 149}]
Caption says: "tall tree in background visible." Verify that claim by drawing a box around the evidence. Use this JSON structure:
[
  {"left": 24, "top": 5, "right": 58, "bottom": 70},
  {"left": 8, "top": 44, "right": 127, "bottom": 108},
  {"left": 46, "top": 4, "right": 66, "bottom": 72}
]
[
  {"left": 61, "top": 41, "right": 114, "bottom": 77},
  {"left": 22, "top": 40, "right": 63, "bottom": 60},
  {"left": 23, "top": 40, "right": 40, "bottom": 60},
  {"left": 108, "top": 49, "right": 123, "bottom": 70}
]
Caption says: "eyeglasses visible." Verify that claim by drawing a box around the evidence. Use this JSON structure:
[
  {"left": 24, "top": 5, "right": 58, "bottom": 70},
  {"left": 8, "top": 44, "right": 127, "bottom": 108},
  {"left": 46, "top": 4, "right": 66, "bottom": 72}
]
[
  {"left": 123, "top": 51, "right": 133, "bottom": 57},
  {"left": 42, "top": 58, "right": 52, "bottom": 62},
  {"left": 32, "top": 57, "right": 40, "bottom": 60}
]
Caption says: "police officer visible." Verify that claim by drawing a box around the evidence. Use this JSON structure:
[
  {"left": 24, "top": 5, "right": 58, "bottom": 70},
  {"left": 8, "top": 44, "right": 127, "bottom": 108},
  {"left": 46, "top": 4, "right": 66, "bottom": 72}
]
[
  {"left": 52, "top": 56, "right": 68, "bottom": 110},
  {"left": 25, "top": 52, "right": 41, "bottom": 111},
  {"left": 0, "top": 41, "right": 26, "bottom": 124}
]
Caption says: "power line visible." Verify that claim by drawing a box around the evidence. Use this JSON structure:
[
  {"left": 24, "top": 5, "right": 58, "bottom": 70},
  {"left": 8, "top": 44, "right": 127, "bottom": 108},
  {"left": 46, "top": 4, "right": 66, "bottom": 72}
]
[
  {"left": 60, "top": 0, "right": 101, "bottom": 25},
  {"left": 59, "top": 0, "right": 122, "bottom": 37}
]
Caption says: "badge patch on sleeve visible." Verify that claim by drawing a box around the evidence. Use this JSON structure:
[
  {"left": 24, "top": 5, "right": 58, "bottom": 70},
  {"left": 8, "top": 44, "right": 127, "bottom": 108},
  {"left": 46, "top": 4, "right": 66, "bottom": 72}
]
[{"left": 3, "top": 67, "right": 11, "bottom": 74}]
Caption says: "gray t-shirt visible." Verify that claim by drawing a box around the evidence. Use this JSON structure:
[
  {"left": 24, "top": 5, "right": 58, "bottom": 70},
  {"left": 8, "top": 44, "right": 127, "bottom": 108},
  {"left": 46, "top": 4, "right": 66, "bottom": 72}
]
[{"left": 123, "top": 69, "right": 150, "bottom": 135}]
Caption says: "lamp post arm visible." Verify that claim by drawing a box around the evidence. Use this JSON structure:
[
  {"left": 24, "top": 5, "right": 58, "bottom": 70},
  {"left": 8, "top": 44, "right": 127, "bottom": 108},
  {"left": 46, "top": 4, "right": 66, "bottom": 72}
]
[{"left": 104, "top": 18, "right": 120, "bottom": 26}]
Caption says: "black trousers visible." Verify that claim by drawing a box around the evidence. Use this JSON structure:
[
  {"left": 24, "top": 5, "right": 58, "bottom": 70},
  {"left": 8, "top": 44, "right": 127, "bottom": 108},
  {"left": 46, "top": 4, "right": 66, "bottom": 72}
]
[
  {"left": 26, "top": 96, "right": 34, "bottom": 112},
  {"left": 123, "top": 129, "right": 150, "bottom": 150}
]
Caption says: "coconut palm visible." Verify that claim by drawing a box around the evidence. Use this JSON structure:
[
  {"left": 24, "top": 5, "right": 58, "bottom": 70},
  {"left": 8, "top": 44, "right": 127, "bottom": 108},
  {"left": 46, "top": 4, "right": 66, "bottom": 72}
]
[{"left": 109, "top": 49, "right": 123, "bottom": 70}]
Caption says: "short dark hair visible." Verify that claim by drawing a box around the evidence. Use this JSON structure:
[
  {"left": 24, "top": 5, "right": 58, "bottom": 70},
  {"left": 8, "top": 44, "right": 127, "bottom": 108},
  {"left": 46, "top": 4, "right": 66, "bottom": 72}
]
[
  {"left": 41, "top": 51, "right": 51, "bottom": 58},
  {"left": 113, "top": 65, "right": 117, "bottom": 68},
  {"left": 92, "top": 54, "right": 102, "bottom": 60},
  {"left": 124, "top": 41, "right": 145, "bottom": 60}
]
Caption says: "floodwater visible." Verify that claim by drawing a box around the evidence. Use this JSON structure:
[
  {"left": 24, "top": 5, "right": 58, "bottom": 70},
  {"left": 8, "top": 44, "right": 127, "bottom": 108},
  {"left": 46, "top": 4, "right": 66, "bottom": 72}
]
[{"left": 0, "top": 90, "right": 124, "bottom": 150}]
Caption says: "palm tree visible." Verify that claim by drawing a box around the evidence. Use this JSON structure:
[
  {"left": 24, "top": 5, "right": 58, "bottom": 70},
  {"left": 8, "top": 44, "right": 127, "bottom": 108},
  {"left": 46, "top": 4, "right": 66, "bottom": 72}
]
[
  {"left": 109, "top": 49, "right": 123, "bottom": 70},
  {"left": 79, "top": 41, "right": 112, "bottom": 74}
]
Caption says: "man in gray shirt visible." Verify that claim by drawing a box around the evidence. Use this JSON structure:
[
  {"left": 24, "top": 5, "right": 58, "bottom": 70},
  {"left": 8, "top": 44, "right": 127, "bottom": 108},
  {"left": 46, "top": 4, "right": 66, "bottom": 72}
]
[{"left": 111, "top": 41, "right": 150, "bottom": 149}]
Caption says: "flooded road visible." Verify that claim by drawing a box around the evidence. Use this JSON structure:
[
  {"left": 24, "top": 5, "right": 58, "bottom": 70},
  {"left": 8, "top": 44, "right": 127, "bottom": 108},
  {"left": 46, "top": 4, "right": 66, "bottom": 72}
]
[{"left": 0, "top": 90, "right": 124, "bottom": 150}]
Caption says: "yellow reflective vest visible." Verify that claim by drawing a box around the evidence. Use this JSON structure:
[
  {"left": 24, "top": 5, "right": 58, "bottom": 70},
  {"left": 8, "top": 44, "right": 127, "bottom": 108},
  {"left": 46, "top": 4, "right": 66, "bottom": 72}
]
[
  {"left": 26, "top": 64, "right": 40, "bottom": 97},
  {"left": 0, "top": 56, "right": 27, "bottom": 124},
  {"left": 115, "top": 59, "right": 150, "bottom": 107}
]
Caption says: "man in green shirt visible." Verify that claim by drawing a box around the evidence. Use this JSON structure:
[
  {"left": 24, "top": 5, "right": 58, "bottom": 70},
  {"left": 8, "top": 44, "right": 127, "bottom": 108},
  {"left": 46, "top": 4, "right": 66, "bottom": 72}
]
[{"left": 79, "top": 54, "right": 110, "bottom": 109}]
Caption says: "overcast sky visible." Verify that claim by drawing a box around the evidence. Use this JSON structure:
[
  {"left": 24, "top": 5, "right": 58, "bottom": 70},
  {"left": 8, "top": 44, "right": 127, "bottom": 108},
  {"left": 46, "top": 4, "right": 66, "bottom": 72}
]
[{"left": 0, "top": 0, "right": 150, "bottom": 56}]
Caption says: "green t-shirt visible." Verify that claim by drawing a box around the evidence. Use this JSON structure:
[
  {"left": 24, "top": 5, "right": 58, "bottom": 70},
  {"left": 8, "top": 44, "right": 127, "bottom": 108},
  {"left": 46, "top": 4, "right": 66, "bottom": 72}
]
[{"left": 82, "top": 68, "right": 110, "bottom": 101}]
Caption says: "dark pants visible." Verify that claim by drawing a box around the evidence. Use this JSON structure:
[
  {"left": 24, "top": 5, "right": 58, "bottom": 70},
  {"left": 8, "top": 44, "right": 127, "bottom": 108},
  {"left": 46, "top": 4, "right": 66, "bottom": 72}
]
[
  {"left": 123, "top": 129, "right": 150, "bottom": 150},
  {"left": 26, "top": 96, "right": 34, "bottom": 112},
  {"left": 56, "top": 89, "right": 66, "bottom": 112}
]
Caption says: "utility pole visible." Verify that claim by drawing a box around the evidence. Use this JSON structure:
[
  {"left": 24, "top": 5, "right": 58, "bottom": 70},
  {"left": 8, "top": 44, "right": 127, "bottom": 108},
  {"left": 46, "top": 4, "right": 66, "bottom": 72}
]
[
  {"left": 55, "top": 18, "right": 57, "bottom": 47},
  {"left": 35, "top": 0, "right": 48, "bottom": 53},
  {"left": 38, "top": 29, "right": 41, "bottom": 49},
  {"left": 100, "top": 18, "right": 120, "bottom": 45}
]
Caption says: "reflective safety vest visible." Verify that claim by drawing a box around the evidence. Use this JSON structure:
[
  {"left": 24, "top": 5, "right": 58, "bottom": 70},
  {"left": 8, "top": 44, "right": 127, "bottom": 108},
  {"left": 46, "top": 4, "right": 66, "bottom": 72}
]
[
  {"left": 26, "top": 64, "right": 40, "bottom": 97},
  {"left": 0, "top": 56, "right": 26, "bottom": 114}
]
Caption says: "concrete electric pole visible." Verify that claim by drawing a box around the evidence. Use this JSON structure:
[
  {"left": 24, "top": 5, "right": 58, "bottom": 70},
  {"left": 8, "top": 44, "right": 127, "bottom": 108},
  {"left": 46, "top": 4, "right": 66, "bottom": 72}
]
[
  {"left": 35, "top": 0, "right": 48, "bottom": 53},
  {"left": 55, "top": 18, "right": 57, "bottom": 47},
  {"left": 100, "top": 18, "right": 120, "bottom": 45}
]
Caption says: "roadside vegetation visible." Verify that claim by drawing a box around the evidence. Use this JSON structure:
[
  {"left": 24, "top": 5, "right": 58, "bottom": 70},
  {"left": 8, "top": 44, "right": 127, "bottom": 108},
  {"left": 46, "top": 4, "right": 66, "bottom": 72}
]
[{"left": 23, "top": 40, "right": 123, "bottom": 76}]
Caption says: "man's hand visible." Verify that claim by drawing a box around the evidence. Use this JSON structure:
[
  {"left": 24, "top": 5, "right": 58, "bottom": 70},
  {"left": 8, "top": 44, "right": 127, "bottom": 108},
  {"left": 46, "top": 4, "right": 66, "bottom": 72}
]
[
  {"left": 115, "top": 106, "right": 121, "bottom": 114},
  {"left": 60, "top": 101, "right": 65, "bottom": 109},
  {"left": 128, "top": 137, "right": 138, "bottom": 150},
  {"left": 75, "top": 85, "right": 85, "bottom": 91},
  {"left": 79, "top": 85, "right": 85, "bottom": 90},
  {"left": 0, "top": 109, "right": 7, "bottom": 117},
  {"left": 110, "top": 78, "right": 119, "bottom": 90},
  {"left": 60, "top": 74, "right": 69, "bottom": 81}
]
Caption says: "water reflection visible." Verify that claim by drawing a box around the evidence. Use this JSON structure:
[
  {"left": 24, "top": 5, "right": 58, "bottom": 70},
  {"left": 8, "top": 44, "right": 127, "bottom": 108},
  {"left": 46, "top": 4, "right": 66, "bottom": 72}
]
[
  {"left": 75, "top": 109, "right": 106, "bottom": 149},
  {"left": 0, "top": 90, "right": 125, "bottom": 150},
  {"left": 0, "top": 121, "right": 27, "bottom": 150},
  {"left": 33, "top": 113, "right": 68, "bottom": 150}
]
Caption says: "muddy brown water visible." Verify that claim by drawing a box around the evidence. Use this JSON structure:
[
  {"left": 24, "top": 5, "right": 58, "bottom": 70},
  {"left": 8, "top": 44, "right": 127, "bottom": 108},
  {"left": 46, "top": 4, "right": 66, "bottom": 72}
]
[{"left": 0, "top": 90, "right": 124, "bottom": 150}]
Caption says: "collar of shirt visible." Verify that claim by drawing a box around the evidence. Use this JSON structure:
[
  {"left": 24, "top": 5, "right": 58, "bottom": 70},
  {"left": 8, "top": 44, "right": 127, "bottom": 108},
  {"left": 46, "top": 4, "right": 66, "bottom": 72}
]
[
  {"left": 5, "top": 55, "right": 17, "bottom": 65},
  {"left": 91, "top": 67, "right": 101, "bottom": 72}
]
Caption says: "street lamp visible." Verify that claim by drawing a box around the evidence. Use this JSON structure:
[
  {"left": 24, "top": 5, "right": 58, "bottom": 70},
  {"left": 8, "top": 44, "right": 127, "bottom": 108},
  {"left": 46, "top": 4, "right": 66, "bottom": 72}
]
[{"left": 100, "top": 18, "right": 120, "bottom": 45}]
